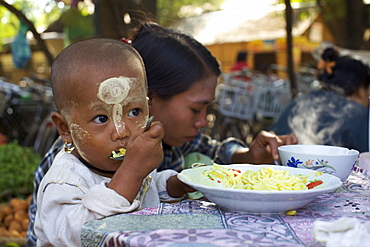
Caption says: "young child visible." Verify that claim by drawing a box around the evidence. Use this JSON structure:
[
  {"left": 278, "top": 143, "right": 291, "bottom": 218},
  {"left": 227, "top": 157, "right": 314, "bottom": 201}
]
[{"left": 34, "top": 38, "right": 193, "bottom": 246}]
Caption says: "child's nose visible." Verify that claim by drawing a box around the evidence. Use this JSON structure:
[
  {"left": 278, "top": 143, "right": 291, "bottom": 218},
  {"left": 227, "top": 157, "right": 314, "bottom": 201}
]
[
  {"left": 111, "top": 105, "right": 127, "bottom": 139},
  {"left": 114, "top": 122, "right": 127, "bottom": 139}
]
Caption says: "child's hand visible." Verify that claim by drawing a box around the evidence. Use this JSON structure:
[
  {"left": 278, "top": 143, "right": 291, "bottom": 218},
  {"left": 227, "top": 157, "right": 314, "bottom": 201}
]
[
  {"left": 124, "top": 120, "right": 164, "bottom": 175},
  {"left": 166, "top": 175, "right": 196, "bottom": 198},
  {"left": 107, "top": 120, "right": 164, "bottom": 202}
]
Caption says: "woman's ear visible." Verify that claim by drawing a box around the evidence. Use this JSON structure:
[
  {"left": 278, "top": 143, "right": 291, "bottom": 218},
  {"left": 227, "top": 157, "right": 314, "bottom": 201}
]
[
  {"left": 351, "top": 85, "right": 370, "bottom": 108},
  {"left": 147, "top": 92, "right": 155, "bottom": 115},
  {"left": 147, "top": 91, "right": 154, "bottom": 107},
  {"left": 51, "top": 112, "right": 72, "bottom": 143}
]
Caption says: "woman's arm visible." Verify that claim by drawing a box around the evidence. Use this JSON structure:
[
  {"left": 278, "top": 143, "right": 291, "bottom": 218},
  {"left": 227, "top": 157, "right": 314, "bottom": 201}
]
[{"left": 232, "top": 131, "right": 298, "bottom": 164}]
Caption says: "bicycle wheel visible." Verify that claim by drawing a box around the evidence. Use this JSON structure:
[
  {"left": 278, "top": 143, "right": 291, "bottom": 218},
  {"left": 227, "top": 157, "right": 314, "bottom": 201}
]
[{"left": 33, "top": 114, "right": 58, "bottom": 156}]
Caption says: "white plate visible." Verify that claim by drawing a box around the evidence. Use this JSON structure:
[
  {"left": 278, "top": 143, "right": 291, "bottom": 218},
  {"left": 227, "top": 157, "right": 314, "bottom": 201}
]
[{"left": 178, "top": 164, "right": 342, "bottom": 214}]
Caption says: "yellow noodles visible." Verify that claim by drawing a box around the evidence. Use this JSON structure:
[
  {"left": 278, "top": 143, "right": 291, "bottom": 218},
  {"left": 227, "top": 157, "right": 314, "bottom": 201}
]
[{"left": 203, "top": 164, "right": 309, "bottom": 191}]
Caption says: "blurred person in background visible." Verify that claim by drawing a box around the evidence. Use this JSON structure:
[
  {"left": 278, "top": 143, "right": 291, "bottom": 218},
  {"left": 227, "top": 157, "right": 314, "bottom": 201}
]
[
  {"left": 231, "top": 50, "right": 249, "bottom": 72},
  {"left": 259, "top": 63, "right": 279, "bottom": 84},
  {"left": 230, "top": 50, "right": 250, "bottom": 81},
  {"left": 269, "top": 55, "right": 370, "bottom": 152},
  {"left": 316, "top": 47, "right": 340, "bottom": 81}
]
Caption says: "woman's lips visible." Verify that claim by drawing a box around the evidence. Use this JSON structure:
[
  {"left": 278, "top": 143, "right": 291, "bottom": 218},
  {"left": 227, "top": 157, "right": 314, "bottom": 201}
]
[{"left": 185, "top": 136, "right": 196, "bottom": 141}]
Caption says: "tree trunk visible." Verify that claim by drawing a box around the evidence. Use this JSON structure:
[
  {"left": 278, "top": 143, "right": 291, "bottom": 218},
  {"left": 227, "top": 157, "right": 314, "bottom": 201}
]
[
  {"left": 94, "top": 0, "right": 156, "bottom": 40},
  {"left": 285, "top": 0, "right": 297, "bottom": 98},
  {"left": 317, "top": 0, "right": 368, "bottom": 49},
  {"left": 345, "top": 0, "right": 365, "bottom": 49},
  {"left": 94, "top": 0, "right": 129, "bottom": 39},
  {"left": 0, "top": 0, "right": 54, "bottom": 66},
  {"left": 141, "top": 0, "right": 157, "bottom": 18}
]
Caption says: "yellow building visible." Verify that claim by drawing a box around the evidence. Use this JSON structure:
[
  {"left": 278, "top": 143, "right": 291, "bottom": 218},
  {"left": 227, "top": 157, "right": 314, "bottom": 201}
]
[
  {"left": 1, "top": 6, "right": 335, "bottom": 82},
  {"left": 171, "top": 6, "right": 335, "bottom": 78}
]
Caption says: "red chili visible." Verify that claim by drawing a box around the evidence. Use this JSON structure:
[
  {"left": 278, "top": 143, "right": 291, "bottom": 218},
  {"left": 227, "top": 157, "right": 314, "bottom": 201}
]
[{"left": 306, "top": 180, "right": 323, "bottom": 189}]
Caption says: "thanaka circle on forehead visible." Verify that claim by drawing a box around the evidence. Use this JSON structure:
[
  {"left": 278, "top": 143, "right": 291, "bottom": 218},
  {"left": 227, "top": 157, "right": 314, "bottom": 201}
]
[
  {"left": 97, "top": 76, "right": 131, "bottom": 104},
  {"left": 97, "top": 76, "right": 134, "bottom": 138}
]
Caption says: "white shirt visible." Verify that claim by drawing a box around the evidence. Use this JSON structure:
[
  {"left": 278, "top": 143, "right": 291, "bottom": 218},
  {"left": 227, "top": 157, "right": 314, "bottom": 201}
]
[{"left": 35, "top": 150, "right": 179, "bottom": 246}]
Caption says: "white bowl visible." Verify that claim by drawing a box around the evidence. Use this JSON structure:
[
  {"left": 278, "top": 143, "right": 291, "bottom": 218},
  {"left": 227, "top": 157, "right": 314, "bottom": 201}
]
[
  {"left": 178, "top": 164, "right": 342, "bottom": 214},
  {"left": 278, "top": 145, "right": 359, "bottom": 182}
]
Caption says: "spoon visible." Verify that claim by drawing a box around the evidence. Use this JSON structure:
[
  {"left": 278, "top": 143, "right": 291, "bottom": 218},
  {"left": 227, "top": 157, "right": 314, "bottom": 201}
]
[
  {"left": 143, "top": 115, "right": 154, "bottom": 132},
  {"left": 110, "top": 116, "right": 154, "bottom": 161}
]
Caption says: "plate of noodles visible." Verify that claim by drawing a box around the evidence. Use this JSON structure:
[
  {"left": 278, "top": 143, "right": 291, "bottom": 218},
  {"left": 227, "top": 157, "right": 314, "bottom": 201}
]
[{"left": 178, "top": 164, "right": 342, "bottom": 214}]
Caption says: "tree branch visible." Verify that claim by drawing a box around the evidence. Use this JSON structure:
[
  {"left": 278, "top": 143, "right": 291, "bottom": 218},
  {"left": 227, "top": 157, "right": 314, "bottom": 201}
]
[{"left": 0, "top": 0, "right": 54, "bottom": 66}]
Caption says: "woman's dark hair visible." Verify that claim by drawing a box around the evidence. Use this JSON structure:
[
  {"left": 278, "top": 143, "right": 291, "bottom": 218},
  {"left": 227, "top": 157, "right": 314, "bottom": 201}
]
[
  {"left": 321, "top": 47, "right": 339, "bottom": 62},
  {"left": 131, "top": 22, "right": 221, "bottom": 98},
  {"left": 322, "top": 56, "right": 370, "bottom": 96},
  {"left": 317, "top": 48, "right": 340, "bottom": 82}
]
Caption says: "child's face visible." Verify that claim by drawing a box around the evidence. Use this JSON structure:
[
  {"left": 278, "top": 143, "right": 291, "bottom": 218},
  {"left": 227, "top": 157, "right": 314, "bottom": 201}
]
[{"left": 65, "top": 67, "right": 148, "bottom": 174}]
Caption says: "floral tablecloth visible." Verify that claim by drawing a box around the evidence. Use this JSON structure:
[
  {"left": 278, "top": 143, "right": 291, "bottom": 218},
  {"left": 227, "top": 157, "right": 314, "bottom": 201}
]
[{"left": 81, "top": 170, "right": 370, "bottom": 247}]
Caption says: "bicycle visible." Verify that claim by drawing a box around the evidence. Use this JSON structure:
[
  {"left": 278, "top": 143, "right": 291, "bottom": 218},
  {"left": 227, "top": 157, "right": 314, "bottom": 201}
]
[
  {"left": 215, "top": 74, "right": 257, "bottom": 145},
  {"left": 0, "top": 76, "right": 59, "bottom": 156}
]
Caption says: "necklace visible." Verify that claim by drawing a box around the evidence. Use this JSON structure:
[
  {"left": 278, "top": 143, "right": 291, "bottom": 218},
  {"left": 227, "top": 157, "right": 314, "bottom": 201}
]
[{"left": 78, "top": 158, "right": 116, "bottom": 175}]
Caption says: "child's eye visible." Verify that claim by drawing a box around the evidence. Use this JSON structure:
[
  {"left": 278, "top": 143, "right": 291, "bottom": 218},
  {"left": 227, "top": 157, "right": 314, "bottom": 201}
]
[
  {"left": 93, "top": 115, "right": 108, "bottom": 124},
  {"left": 128, "top": 108, "right": 141, "bottom": 117}
]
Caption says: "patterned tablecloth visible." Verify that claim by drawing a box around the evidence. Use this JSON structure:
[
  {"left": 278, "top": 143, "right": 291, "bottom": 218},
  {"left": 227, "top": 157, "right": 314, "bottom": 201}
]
[{"left": 81, "top": 170, "right": 370, "bottom": 247}]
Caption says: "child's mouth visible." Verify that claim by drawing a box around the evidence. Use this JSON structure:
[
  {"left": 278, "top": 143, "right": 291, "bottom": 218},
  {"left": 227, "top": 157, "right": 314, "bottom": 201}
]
[{"left": 110, "top": 148, "right": 126, "bottom": 160}]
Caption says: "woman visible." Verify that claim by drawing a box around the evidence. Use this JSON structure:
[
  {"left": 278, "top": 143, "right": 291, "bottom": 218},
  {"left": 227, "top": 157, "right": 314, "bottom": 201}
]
[
  {"left": 270, "top": 55, "right": 369, "bottom": 152},
  {"left": 27, "top": 23, "right": 297, "bottom": 246},
  {"left": 131, "top": 23, "right": 296, "bottom": 170}
]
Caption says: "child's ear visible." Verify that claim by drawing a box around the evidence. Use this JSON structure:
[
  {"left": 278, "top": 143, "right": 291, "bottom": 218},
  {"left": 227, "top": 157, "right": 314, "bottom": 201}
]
[{"left": 51, "top": 112, "right": 72, "bottom": 143}]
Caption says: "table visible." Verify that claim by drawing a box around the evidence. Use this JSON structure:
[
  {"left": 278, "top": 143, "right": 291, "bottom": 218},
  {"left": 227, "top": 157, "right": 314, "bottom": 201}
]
[{"left": 81, "top": 169, "right": 370, "bottom": 247}]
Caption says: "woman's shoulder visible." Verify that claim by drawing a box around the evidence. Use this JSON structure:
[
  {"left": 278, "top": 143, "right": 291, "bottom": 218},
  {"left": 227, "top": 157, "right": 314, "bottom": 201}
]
[{"left": 300, "top": 89, "right": 364, "bottom": 107}]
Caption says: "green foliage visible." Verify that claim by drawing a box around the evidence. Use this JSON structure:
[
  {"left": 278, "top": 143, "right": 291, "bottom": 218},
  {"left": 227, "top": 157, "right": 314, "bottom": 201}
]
[
  {"left": 0, "top": 0, "right": 65, "bottom": 51},
  {"left": 0, "top": 141, "right": 41, "bottom": 203},
  {"left": 1, "top": 243, "right": 19, "bottom": 247},
  {"left": 157, "top": 0, "right": 223, "bottom": 26},
  {"left": 0, "top": 4, "right": 19, "bottom": 50}
]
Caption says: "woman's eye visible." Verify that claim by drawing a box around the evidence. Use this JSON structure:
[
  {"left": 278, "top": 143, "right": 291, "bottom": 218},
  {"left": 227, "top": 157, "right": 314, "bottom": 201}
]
[
  {"left": 128, "top": 108, "right": 141, "bottom": 117},
  {"left": 93, "top": 115, "right": 108, "bottom": 124},
  {"left": 192, "top": 108, "right": 201, "bottom": 114}
]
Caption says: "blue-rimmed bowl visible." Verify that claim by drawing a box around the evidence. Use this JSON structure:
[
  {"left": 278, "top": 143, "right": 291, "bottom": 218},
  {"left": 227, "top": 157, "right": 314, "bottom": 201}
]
[{"left": 278, "top": 145, "right": 359, "bottom": 182}]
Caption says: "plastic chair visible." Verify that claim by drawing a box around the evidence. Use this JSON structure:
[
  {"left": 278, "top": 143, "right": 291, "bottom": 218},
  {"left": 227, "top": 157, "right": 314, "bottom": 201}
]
[
  {"left": 218, "top": 74, "right": 256, "bottom": 121},
  {"left": 216, "top": 74, "right": 257, "bottom": 144},
  {"left": 254, "top": 80, "right": 291, "bottom": 119}
]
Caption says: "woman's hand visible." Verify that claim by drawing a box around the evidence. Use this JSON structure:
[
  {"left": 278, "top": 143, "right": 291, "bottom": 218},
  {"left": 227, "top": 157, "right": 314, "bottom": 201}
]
[{"left": 232, "top": 131, "right": 298, "bottom": 164}]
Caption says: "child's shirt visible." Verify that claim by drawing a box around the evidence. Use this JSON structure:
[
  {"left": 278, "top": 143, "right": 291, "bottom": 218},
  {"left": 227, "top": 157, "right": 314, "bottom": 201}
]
[{"left": 34, "top": 149, "right": 179, "bottom": 246}]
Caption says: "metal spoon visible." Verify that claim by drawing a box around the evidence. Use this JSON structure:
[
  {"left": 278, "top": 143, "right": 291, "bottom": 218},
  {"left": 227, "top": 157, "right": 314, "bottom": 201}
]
[
  {"left": 143, "top": 115, "right": 154, "bottom": 132},
  {"left": 110, "top": 116, "right": 154, "bottom": 161}
]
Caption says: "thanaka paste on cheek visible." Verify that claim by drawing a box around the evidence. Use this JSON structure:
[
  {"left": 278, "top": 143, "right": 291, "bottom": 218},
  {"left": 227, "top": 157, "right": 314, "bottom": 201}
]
[
  {"left": 98, "top": 76, "right": 131, "bottom": 136},
  {"left": 70, "top": 123, "right": 90, "bottom": 162},
  {"left": 60, "top": 108, "right": 91, "bottom": 162}
]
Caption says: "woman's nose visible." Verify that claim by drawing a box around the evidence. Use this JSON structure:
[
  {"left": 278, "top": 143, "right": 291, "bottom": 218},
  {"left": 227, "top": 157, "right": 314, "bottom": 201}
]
[{"left": 194, "top": 110, "right": 208, "bottom": 129}]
